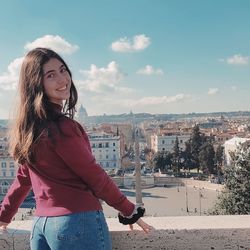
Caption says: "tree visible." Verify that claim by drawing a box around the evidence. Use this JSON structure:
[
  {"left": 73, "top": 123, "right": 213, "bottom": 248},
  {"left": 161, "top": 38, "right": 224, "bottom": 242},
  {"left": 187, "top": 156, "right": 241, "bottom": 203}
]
[
  {"left": 153, "top": 151, "right": 172, "bottom": 172},
  {"left": 215, "top": 144, "right": 224, "bottom": 182},
  {"left": 144, "top": 147, "right": 154, "bottom": 169},
  {"left": 215, "top": 144, "right": 224, "bottom": 167},
  {"left": 199, "top": 141, "right": 216, "bottom": 175},
  {"left": 183, "top": 140, "right": 193, "bottom": 171},
  {"left": 211, "top": 144, "right": 250, "bottom": 215},
  {"left": 172, "top": 137, "right": 181, "bottom": 173},
  {"left": 127, "top": 145, "right": 135, "bottom": 160},
  {"left": 190, "top": 125, "right": 203, "bottom": 172}
]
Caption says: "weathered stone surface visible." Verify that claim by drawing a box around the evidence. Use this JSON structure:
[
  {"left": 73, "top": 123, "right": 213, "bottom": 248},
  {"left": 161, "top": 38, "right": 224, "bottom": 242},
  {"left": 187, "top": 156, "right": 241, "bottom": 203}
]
[{"left": 0, "top": 215, "right": 249, "bottom": 250}]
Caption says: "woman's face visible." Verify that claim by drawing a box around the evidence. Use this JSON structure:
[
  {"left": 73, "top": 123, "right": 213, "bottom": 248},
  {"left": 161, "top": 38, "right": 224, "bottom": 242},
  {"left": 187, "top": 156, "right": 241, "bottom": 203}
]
[{"left": 42, "top": 58, "right": 71, "bottom": 105}]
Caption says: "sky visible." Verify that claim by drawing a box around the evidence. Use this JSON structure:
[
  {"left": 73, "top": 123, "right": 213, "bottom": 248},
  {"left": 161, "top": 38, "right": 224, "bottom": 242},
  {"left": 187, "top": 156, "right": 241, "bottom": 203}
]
[{"left": 0, "top": 0, "right": 250, "bottom": 118}]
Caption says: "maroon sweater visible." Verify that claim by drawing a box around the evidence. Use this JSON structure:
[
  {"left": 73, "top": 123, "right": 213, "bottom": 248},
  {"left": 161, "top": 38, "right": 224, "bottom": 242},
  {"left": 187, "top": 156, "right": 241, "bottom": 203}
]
[{"left": 0, "top": 111, "right": 134, "bottom": 223}]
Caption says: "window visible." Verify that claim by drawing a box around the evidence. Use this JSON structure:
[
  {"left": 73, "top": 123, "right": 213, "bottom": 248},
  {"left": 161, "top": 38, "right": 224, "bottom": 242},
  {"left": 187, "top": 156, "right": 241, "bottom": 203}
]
[
  {"left": 162, "top": 148, "right": 165, "bottom": 151},
  {"left": 10, "top": 162, "right": 15, "bottom": 168},
  {"left": 113, "top": 162, "right": 116, "bottom": 167},
  {"left": 1, "top": 181, "right": 10, "bottom": 194},
  {"left": 1, "top": 162, "right": 6, "bottom": 168},
  {"left": 106, "top": 155, "right": 109, "bottom": 159},
  {"left": 105, "top": 142, "right": 109, "bottom": 148},
  {"left": 162, "top": 140, "right": 165, "bottom": 144},
  {"left": 106, "top": 162, "right": 109, "bottom": 168},
  {"left": 113, "top": 143, "right": 115, "bottom": 146},
  {"left": 113, "top": 149, "right": 116, "bottom": 152},
  {"left": 113, "top": 155, "right": 116, "bottom": 160},
  {"left": 2, "top": 171, "right": 6, "bottom": 177},
  {"left": 92, "top": 143, "right": 96, "bottom": 148},
  {"left": 10, "top": 171, "right": 15, "bottom": 177},
  {"left": 98, "top": 143, "right": 102, "bottom": 148}
]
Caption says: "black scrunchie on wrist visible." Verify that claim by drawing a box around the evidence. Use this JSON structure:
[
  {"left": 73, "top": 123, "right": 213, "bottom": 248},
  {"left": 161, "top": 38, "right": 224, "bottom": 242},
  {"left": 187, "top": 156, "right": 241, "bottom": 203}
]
[{"left": 118, "top": 207, "right": 145, "bottom": 225}]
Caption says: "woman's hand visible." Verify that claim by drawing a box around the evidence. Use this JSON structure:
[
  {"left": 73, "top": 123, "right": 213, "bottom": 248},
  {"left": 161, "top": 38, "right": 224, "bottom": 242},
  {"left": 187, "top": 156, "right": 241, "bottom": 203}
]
[
  {"left": 129, "top": 218, "right": 153, "bottom": 234},
  {"left": 0, "top": 221, "right": 8, "bottom": 231}
]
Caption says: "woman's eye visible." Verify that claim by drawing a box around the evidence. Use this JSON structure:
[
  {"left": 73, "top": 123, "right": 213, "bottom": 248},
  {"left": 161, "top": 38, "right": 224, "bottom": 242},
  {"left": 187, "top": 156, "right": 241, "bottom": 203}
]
[
  {"left": 47, "top": 73, "right": 54, "bottom": 78},
  {"left": 61, "top": 68, "right": 67, "bottom": 73}
]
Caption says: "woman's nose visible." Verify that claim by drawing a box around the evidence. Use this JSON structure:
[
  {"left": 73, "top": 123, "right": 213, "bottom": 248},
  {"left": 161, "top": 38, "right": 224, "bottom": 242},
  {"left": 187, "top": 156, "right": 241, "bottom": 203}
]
[{"left": 57, "top": 73, "right": 68, "bottom": 84}]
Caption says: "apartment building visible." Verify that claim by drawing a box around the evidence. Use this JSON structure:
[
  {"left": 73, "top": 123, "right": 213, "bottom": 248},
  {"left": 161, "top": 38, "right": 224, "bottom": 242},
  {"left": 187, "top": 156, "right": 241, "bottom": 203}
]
[
  {"left": 88, "top": 133, "right": 121, "bottom": 169},
  {"left": 151, "top": 133, "right": 190, "bottom": 153},
  {"left": 0, "top": 137, "right": 17, "bottom": 195}
]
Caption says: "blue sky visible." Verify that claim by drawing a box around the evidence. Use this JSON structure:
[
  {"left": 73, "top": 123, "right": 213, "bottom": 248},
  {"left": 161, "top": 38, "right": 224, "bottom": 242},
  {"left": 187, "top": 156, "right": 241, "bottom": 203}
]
[{"left": 0, "top": 0, "right": 250, "bottom": 118}]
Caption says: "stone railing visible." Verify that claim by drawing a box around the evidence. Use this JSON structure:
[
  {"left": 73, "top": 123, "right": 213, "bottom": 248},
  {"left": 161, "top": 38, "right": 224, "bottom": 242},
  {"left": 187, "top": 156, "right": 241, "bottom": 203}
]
[
  {"left": 1, "top": 215, "right": 249, "bottom": 250},
  {"left": 112, "top": 176, "right": 224, "bottom": 191}
]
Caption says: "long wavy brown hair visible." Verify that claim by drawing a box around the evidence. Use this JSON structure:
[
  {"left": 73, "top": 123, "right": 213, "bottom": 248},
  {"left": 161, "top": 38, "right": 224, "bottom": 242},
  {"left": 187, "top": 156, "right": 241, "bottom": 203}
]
[{"left": 8, "top": 48, "right": 78, "bottom": 165}]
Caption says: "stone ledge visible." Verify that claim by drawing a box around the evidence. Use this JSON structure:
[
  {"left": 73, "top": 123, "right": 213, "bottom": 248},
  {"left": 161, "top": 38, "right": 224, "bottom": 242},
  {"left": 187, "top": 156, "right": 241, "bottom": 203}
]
[{"left": 0, "top": 215, "right": 250, "bottom": 250}]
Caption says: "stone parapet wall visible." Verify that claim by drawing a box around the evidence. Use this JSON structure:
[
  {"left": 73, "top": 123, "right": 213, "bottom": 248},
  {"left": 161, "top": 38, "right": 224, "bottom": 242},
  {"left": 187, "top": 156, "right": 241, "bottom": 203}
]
[
  {"left": 1, "top": 215, "right": 249, "bottom": 250},
  {"left": 179, "top": 178, "right": 224, "bottom": 191},
  {"left": 111, "top": 176, "right": 224, "bottom": 191},
  {"left": 154, "top": 176, "right": 182, "bottom": 187}
]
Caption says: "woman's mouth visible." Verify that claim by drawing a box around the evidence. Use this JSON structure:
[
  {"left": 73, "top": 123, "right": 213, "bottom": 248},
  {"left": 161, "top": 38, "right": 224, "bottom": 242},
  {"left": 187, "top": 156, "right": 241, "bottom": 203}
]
[{"left": 57, "top": 85, "right": 67, "bottom": 91}]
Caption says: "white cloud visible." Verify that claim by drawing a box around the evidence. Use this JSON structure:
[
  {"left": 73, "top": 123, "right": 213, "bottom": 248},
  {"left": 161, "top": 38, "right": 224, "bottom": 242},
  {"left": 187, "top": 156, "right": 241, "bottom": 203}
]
[
  {"left": 231, "top": 85, "right": 237, "bottom": 91},
  {"left": 208, "top": 88, "right": 219, "bottom": 95},
  {"left": 0, "top": 57, "right": 24, "bottom": 90},
  {"left": 25, "top": 35, "right": 79, "bottom": 55},
  {"left": 125, "top": 94, "right": 191, "bottom": 107},
  {"left": 78, "top": 61, "right": 133, "bottom": 93},
  {"left": 218, "top": 58, "right": 225, "bottom": 63},
  {"left": 111, "top": 34, "right": 150, "bottom": 52},
  {"left": 226, "top": 54, "right": 249, "bottom": 65},
  {"left": 137, "top": 65, "right": 163, "bottom": 75},
  {"left": 82, "top": 93, "right": 192, "bottom": 115}
]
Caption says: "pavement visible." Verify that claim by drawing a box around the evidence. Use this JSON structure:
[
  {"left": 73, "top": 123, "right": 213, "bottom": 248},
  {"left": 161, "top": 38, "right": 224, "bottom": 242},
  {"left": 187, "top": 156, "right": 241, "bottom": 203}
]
[{"left": 103, "top": 186, "right": 219, "bottom": 217}]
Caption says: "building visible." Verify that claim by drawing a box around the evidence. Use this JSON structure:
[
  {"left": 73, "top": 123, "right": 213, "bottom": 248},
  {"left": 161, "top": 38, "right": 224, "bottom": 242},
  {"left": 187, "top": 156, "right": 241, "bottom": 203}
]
[
  {"left": 224, "top": 137, "right": 250, "bottom": 166},
  {"left": 88, "top": 133, "right": 121, "bottom": 169},
  {"left": 0, "top": 156, "right": 18, "bottom": 196},
  {"left": 0, "top": 137, "right": 8, "bottom": 152},
  {"left": 0, "top": 137, "right": 18, "bottom": 196},
  {"left": 77, "top": 104, "right": 88, "bottom": 125},
  {"left": 95, "top": 123, "right": 133, "bottom": 150},
  {"left": 151, "top": 133, "right": 190, "bottom": 153}
]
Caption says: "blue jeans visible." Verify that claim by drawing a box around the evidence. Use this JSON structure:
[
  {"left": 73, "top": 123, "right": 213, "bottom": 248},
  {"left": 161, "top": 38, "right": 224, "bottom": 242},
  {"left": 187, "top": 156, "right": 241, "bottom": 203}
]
[{"left": 30, "top": 211, "right": 112, "bottom": 250}]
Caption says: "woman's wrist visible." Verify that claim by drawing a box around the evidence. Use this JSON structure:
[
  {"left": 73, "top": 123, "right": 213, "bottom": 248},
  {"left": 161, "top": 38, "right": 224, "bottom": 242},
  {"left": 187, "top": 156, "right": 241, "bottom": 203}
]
[{"left": 118, "top": 206, "right": 145, "bottom": 225}]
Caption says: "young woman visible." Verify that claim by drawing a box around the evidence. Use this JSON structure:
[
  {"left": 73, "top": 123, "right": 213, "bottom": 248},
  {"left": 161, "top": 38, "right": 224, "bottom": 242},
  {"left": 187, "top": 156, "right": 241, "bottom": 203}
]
[{"left": 0, "top": 48, "right": 151, "bottom": 250}]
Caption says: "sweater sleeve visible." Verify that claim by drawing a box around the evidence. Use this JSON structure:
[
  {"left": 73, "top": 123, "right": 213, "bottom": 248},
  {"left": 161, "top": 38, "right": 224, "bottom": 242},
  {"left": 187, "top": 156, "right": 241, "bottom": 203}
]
[
  {"left": 52, "top": 119, "right": 135, "bottom": 216},
  {"left": 0, "top": 164, "right": 32, "bottom": 223}
]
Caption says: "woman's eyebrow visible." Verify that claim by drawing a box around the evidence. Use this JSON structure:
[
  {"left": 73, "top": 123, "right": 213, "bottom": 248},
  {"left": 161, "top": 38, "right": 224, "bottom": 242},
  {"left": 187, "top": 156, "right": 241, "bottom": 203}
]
[
  {"left": 44, "top": 64, "right": 65, "bottom": 76},
  {"left": 43, "top": 69, "right": 55, "bottom": 76},
  {"left": 59, "top": 64, "right": 66, "bottom": 69}
]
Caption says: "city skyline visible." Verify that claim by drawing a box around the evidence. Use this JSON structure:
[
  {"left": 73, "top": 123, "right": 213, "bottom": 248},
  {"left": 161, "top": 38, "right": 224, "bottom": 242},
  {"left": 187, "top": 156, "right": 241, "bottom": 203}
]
[{"left": 0, "top": 0, "right": 250, "bottom": 119}]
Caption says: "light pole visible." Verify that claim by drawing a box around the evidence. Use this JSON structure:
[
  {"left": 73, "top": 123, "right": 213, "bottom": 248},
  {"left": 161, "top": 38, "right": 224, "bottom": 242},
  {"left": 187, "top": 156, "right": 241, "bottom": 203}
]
[
  {"left": 199, "top": 183, "right": 202, "bottom": 216},
  {"left": 185, "top": 170, "right": 189, "bottom": 213},
  {"left": 134, "top": 127, "right": 143, "bottom": 206}
]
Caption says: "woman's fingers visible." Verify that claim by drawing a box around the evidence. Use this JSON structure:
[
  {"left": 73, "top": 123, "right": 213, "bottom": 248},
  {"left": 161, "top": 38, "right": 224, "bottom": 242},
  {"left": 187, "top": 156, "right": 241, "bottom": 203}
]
[
  {"left": 0, "top": 222, "right": 8, "bottom": 231},
  {"left": 129, "top": 218, "right": 153, "bottom": 234},
  {"left": 136, "top": 218, "right": 152, "bottom": 233}
]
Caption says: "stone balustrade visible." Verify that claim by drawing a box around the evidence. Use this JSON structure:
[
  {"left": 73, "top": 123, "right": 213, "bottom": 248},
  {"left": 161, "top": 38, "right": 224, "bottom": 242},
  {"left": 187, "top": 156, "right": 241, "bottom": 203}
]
[
  {"left": 112, "top": 176, "right": 224, "bottom": 191},
  {"left": 0, "top": 215, "right": 249, "bottom": 250}
]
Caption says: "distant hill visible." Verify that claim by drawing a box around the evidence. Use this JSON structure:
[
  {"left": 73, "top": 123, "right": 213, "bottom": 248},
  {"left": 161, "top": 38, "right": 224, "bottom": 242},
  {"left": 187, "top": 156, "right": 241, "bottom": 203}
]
[{"left": 1, "top": 110, "right": 250, "bottom": 125}]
